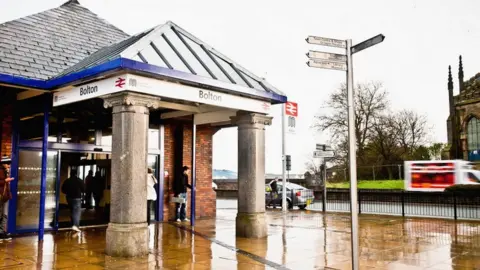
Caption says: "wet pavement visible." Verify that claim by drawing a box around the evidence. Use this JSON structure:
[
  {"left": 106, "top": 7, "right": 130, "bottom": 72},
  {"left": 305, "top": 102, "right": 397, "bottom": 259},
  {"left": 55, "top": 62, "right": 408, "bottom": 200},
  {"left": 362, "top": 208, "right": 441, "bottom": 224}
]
[{"left": 1, "top": 201, "right": 480, "bottom": 269}]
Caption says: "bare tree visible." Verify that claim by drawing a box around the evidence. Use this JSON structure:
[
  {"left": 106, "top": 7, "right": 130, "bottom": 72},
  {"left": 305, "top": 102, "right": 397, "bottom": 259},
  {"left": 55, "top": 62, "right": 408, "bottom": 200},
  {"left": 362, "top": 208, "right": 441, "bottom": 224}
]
[
  {"left": 369, "top": 114, "right": 401, "bottom": 178},
  {"left": 393, "top": 110, "right": 429, "bottom": 158},
  {"left": 305, "top": 158, "right": 323, "bottom": 176},
  {"left": 314, "top": 81, "right": 388, "bottom": 164}
]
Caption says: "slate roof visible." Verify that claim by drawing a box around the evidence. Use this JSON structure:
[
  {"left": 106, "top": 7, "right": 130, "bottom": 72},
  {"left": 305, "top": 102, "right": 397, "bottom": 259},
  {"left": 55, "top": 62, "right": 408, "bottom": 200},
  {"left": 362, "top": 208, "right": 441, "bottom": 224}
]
[
  {"left": 0, "top": 1, "right": 284, "bottom": 98},
  {"left": 61, "top": 21, "right": 282, "bottom": 94},
  {"left": 0, "top": 0, "right": 129, "bottom": 80}
]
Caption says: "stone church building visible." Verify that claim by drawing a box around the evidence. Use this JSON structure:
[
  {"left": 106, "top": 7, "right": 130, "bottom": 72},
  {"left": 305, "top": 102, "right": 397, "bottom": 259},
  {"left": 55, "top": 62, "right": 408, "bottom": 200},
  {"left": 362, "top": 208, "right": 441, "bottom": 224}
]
[{"left": 446, "top": 56, "right": 480, "bottom": 161}]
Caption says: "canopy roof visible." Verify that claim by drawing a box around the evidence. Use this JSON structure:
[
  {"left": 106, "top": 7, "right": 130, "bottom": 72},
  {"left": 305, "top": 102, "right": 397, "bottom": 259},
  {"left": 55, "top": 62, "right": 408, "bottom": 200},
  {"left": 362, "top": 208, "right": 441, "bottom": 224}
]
[{"left": 0, "top": 1, "right": 286, "bottom": 103}]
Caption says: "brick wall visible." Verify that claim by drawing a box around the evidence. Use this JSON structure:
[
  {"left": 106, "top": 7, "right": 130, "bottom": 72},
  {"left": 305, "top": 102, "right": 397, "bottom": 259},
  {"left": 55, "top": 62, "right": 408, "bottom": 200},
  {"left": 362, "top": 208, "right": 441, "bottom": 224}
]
[
  {"left": 162, "top": 122, "right": 217, "bottom": 221},
  {"left": 163, "top": 123, "right": 176, "bottom": 221},
  {"left": 194, "top": 125, "right": 216, "bottom": 218},
  {"left": 1, "top": 104, "right": 12, "bottom": 158}
]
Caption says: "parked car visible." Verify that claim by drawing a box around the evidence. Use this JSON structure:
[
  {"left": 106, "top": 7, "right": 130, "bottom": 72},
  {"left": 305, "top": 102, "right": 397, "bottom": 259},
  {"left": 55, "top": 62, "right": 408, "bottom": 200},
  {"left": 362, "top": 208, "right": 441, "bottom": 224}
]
[
  {"left": 212, "top": 182, "right": 218, "bottom": 190},
  {"left": 265, "top": 181, "right": 314, "bottom": 210}
]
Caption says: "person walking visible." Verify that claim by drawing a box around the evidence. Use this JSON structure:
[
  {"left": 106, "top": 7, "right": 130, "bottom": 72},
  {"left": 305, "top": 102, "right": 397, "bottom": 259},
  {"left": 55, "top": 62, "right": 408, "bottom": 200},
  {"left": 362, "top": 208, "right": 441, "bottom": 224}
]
[
  {"left": 173, "top": 166, "right": 191, "bottom": 222},
  {"left": 0, "top": 164, "right": 14, "bottom": 241},
  {"left": 92, "top": 171, "right": 105, "bottom": 210},
  {"left": 146, "top": 168, "right": 158, "bottom": 225},
  {"left": 84, "top": 170, "right": 94, "bottom": 209},
  {"left": 269, "top": 178, "right": 279, "bottom": 208},
  {"left": 61, "top": 169, "right": 85, "bottom": 232}
]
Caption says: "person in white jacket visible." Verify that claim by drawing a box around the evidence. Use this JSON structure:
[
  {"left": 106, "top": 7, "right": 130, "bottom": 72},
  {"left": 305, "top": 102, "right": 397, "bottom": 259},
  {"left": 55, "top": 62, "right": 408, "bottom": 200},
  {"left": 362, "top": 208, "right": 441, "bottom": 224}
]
[{"left": 147, "top": 168, "right": 158, "bottom": 225}]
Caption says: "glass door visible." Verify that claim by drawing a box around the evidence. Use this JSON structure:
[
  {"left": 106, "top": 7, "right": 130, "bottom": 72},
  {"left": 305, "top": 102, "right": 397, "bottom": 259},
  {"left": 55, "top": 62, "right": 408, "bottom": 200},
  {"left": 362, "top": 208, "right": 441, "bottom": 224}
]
[
  {"left": 16, "top": 149, "right": 58, "bottom": 231},
  {"left": 148, "top": 154, "right": 159, "bottom": 221}
]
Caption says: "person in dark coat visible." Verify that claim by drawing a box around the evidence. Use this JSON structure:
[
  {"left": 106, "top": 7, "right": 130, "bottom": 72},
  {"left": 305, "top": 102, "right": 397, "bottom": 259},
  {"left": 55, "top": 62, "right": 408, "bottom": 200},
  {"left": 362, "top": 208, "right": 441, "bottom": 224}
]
[
  {"left": 61, "top": 169, "right": 85, "bottom": 232},
  {"left": 173, "top": 166, "right": 191, "bottom": 222},
  {"left": 92, "top": 171, "right": 104, "bottom": 210},
  {"left": 0, "top": 164, "right": 14, "bottom": 240},
  {"left": 84, "top": 170, "right": 93, "bottom": 209},
  {"left": 269, "top": 178, "right": 279, "bottom": 208}
]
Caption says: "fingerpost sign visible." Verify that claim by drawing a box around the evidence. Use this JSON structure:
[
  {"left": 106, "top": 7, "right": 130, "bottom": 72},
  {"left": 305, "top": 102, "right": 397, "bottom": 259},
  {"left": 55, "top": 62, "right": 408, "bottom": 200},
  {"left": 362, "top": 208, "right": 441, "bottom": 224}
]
[{"left": 305, "top": 34, "right": 385, "bottom": 270}]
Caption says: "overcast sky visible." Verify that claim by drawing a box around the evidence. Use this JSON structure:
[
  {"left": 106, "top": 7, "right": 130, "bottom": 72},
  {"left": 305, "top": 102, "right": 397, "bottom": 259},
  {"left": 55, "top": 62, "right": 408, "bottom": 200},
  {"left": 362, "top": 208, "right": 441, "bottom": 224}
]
[{"left": 2, "top": 0, "right": 480, "bottom": 174}]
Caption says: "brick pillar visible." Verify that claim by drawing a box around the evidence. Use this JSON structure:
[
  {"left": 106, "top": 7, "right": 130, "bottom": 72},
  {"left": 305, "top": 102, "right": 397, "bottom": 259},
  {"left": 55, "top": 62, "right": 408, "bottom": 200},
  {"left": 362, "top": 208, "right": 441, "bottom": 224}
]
[{"left": 1, "top": 104, "right": 12, "bottom": 158}]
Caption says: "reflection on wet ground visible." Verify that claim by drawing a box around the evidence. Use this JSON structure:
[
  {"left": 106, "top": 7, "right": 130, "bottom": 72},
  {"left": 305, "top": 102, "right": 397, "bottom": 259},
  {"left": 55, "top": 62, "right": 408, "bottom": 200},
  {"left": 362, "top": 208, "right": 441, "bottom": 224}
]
[{"left": 1, "top": 206, "right": 480, "bottom": 269}]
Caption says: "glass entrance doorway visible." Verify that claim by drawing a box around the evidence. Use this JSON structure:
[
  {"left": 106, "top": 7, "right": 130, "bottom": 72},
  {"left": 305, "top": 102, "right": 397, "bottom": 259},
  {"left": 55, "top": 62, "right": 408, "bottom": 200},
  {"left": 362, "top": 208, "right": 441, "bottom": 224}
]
[
  {"left": 57, "top": 152, "right": 110, "bottom": 228},
  {"left": 14, "top": 149, "right": 160, "bottom": 232}
]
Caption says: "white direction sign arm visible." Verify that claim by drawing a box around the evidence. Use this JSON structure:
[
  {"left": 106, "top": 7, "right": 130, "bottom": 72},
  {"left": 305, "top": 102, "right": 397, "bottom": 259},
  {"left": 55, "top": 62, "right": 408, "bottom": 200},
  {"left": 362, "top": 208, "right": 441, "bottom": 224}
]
[
  {"left": 306, "top": 36, "right": 346, "bottom": 48},
  {"left": 307, "top": 51, "right": 347, "bottom": 62},
  {"left": 307, "top": 59, "right": 347, "bottom": 71}
]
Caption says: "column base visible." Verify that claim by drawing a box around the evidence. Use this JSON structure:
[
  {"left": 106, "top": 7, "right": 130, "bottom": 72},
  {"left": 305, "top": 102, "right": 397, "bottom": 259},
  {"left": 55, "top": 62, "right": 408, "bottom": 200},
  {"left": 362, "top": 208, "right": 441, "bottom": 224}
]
[
  {"left": 236, "top": 212, "right": 267, "bottom": 238},
  {"left": 106, "top": 222, "right": 148, "bottom": 257}
]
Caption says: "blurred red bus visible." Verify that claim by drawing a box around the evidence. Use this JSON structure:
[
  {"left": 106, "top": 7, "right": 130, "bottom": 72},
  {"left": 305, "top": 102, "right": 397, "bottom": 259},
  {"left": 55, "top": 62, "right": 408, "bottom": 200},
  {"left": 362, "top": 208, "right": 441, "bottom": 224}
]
[{"left": 404, "top": 160, "right": 480, "bottom": 191}]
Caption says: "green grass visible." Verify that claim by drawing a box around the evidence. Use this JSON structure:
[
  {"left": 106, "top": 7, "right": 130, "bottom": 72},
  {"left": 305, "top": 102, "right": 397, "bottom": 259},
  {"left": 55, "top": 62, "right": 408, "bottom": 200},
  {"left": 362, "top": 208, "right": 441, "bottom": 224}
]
[{"left": 327, "top": 180, "right": 404, "bottom": 190}]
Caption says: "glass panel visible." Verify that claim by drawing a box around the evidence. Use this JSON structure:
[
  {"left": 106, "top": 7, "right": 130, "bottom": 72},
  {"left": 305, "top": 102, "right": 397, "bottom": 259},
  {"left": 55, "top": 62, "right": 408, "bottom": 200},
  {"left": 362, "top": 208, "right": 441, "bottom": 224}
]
[
  {"left": 139, "top": 44, "right": 168, "bottom": 68},
  {"left": 16, "top": 150, "right": 58, "bottom": 231},
  {"left": 147, "top": 155, "right": 159, "bottom": 221},
  {"left": 239, "top": 71, "right": 266, "bottom": 91},
  {"left": 101, "top": 128, "right": 158, "bottom": 149},
  {"left": 152, "top": 37, "right": 191, "bottom": 73},
  {"left": 130, "top": 54, "right": 143, "bottom": 62},
  {"left": 211, "top": 54, "right": 250, "bottom": 88},
  {"left": 162, "top": 30, "right": 212, "bottom": 78},
  {"left": 101, "top": 135, "right": 112, "bottom": 146},
  {"left": 148, "top": 129, "right": 159, "bottom": 149},
  {"left": 181, "top": 35, "right": 231, "bottom": 83}
]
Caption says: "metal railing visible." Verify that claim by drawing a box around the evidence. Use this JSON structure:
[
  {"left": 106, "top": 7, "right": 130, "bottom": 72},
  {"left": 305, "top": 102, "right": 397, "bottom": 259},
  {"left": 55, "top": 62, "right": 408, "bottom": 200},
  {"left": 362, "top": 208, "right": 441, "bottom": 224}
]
[{"left": 307, "top": 189, "right": 480, "bottom": 220}]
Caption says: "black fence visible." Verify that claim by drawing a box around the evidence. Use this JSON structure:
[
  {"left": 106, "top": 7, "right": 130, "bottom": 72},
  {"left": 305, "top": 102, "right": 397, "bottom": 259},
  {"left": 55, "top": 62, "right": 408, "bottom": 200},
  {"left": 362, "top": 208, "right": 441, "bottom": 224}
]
[{"left": 305, "top": 189, "right": 480, "bottom": 220}]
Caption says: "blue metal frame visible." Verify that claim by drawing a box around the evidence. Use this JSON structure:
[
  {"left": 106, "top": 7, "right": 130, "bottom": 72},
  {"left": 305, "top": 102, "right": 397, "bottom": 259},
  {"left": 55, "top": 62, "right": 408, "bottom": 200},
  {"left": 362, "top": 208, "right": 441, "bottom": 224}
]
[
  {"left": 190, "top": 123, "right": 196, "bottom": 226},
  {"left": 19, "top": 141, "right": 112, "bottom": 153},
  {"left": 0, "top": 58, "right": 287, "bottom": 104},
  {"left": 54, "top": 150, "right": 61, "bottom": 230},
  {"left": 38, "top": 94, "right": 50, "bottom": 241},
  {"left": 7, "top": 98, "right": 19, "bottom": 234}
]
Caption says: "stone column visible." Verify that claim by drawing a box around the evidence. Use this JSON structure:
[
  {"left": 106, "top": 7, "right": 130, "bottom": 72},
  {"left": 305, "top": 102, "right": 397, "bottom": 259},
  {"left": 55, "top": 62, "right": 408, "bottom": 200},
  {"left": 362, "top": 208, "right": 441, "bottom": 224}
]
[
  {"left": 231, "top": 112, "right": 272, "bottom": 238},
  {"left": 103, "top": 92, "right": 160, "bottom": 257}
]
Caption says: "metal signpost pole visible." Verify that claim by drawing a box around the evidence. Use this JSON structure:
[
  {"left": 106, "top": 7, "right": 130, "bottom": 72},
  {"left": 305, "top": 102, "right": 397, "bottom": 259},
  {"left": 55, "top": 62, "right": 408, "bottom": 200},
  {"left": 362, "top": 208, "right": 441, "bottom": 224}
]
[
  {"left": 306, "top": 34, "right": 384, "bottom": 270},
  {"left": 346, "top": 39, "right": 359, "bottom": 270},
  {"left": 322, "top": 158, "right": 327, "bottom": 212},
  {"left": 281, "top": 104, "right": 287, "bottom": 212}
]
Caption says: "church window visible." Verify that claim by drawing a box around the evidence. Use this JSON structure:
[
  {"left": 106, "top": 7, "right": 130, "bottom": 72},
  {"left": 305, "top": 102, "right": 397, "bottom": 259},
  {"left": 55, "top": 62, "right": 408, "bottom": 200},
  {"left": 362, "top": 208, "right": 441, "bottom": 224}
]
[{"left": 467, "top": 117, "right": 480, "bottom": 150}]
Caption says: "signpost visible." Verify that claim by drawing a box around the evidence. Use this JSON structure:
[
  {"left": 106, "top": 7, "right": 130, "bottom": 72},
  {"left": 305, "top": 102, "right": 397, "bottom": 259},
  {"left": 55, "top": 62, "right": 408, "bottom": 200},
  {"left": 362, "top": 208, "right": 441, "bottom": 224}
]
[
  {"left": 313, "top": 150, "right": 334, "bottom": 158},
  {"left": 307, "top": 51, "right": 347, "bottom": 62},
  {"left": 306, "top": 59, "right": 347, "bottom": 71},
  {"left": 282, "top": 101, "right": 298, "bottom": 212},
  {"left": 313, "top": 144, "right": 334, "bottom": 214},
  {"left": 306, "top": 36, "right": 346, "bottom": 48},
  {"left": 306, "top": 34, "right": 385, "bottom": 270}
]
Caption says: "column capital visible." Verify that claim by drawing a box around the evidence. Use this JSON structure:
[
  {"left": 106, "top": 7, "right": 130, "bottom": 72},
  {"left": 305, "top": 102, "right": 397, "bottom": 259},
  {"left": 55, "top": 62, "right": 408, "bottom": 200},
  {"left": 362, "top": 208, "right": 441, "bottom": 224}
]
[
  {"left": 230, "top": 112, "right": 273, "bottom": 127},
  {"left": 103, "top": 91, "right": 161, "bottom": 109}
]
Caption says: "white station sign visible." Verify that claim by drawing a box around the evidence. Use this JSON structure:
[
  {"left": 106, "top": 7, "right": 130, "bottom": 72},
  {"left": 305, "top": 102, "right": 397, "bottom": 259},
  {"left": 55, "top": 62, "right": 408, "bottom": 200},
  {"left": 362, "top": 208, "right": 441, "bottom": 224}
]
[{"left": 53, "top": 74, "right": 272, "bottom": 114}]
